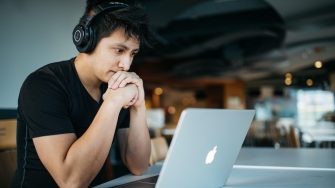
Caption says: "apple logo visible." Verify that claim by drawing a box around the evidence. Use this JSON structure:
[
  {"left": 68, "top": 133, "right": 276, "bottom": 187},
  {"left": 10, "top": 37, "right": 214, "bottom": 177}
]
[{"left": 205, "top": 145, "right": 217, "bottom": 165}]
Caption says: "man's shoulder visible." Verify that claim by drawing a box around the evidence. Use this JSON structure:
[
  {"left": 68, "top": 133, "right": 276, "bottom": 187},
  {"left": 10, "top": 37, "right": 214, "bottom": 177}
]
[
  {"left": 20, "top": 58, "right": 76, "bottom": 95},
  {"left": 18, "top": 58, "right": 77, "bottom": 106},
  {"left": 34, "top": 58, "right": 75, "bottom": 77},
  {"left": 25, "top": 58, "right": 75, "bottom": 84}
]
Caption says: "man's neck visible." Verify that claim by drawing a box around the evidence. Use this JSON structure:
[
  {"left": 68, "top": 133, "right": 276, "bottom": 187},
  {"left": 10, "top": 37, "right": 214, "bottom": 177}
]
[{"left": 74, "top": 54, "right": 102, "bottom": 102}]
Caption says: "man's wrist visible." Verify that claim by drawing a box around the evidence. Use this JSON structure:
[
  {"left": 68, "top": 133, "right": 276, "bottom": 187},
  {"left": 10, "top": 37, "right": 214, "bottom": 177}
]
[
  {"left": 131, "top": 103, "right": 146, "bottom": 112},
  {"left": 104, "top": 97, "right": 124, "bottom": 109}
]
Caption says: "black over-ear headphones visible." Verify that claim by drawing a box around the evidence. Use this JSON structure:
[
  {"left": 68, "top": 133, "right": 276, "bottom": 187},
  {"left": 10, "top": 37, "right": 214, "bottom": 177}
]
[{"left": 72, "top": 1, "right": 129, "bottom": 53}]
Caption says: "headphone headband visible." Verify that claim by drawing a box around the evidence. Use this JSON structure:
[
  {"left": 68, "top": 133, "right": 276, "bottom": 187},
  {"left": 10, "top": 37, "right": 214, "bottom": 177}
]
[
  {"left": 73, "top": 1, "right": 129, "bottom": 53},
  {"left": 84, "top": 2, "right": 129, "bottom": 27}
]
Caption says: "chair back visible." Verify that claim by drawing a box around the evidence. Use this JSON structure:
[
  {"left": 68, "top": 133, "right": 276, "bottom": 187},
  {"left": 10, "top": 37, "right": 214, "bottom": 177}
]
[{"left": 150, "top": 136, "right": 168, "bottom": 165}]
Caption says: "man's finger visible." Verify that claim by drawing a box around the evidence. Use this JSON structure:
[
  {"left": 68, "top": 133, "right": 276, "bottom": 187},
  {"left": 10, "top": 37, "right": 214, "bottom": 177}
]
[
  {"left": 111, "top": 73, "right": 127, "bottom": 89},
  {"left": 108, "top": 72, "right": 121, "bottom": 88},
  {"left": 119, "top": 77, "right": 137, "bottom": 88}
]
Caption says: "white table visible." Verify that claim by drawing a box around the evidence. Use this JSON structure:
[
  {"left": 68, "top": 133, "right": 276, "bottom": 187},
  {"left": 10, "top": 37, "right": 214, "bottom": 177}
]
[
  {"left": 236, "top": 148, "right": 335, "bottom": 169},
  {"left": 95, "top": 148, "right": 335, "bottom": 188},
  {"left": 300, "top": 125, "right": 335, "bottom": 147}
]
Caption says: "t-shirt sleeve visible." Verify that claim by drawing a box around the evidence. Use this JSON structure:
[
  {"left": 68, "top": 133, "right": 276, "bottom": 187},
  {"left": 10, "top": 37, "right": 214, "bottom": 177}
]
[{"left": 19, "top": 71, "right": 74, "bottom": 138}]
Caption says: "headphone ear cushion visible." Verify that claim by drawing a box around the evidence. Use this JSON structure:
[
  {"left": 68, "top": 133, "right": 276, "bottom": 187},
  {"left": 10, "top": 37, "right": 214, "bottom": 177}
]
[{"left": 84, "top": 25, "right": 97, "bottom": 53}]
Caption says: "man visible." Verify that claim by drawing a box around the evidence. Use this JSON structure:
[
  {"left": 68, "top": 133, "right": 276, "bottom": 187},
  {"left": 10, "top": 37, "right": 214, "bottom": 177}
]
[{"left": 11, "top": 1, "right": 153, "bottom": 187}]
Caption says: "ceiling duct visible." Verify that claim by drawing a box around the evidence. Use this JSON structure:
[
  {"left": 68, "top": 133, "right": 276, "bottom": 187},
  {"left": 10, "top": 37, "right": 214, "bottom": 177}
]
[{"left": 138, "top": 0, "right": 286, "bottom": 78}]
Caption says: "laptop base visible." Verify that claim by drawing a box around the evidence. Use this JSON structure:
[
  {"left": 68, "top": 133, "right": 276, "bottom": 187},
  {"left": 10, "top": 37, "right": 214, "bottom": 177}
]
[{"left": 111, "top": 176, "right": 158, "bottom": 188}]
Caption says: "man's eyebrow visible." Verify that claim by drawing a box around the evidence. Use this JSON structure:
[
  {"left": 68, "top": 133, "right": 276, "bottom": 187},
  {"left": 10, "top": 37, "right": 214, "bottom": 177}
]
[{"left": 112, "top": 43, "right": 128, "bottom": 49}]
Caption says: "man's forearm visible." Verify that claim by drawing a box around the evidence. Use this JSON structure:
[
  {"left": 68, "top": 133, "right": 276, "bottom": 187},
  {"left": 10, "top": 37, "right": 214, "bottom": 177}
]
[
  {"left": 60, "top": 100, "right": 122, "bottom": 187},
  {"left": 125, "top": 105, "right": 151, "bottom": 175}
]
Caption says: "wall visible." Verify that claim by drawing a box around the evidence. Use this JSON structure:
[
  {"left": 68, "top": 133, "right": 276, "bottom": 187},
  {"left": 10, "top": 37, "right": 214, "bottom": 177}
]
[{"left": 0, "top": 0, "right": 84, "bottom": 108}]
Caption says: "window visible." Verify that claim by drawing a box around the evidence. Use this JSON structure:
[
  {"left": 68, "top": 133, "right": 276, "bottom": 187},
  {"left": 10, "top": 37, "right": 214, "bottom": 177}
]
[{"left": 297, "top": 90, "right": 335, "bottom": 127}]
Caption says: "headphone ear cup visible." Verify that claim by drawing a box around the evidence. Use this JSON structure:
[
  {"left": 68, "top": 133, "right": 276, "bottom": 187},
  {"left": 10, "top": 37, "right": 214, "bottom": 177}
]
[
  {"left": 73, "top": 24, "right": 87, "bottom": 52},
  {"left": 73, "top": 24, "right": 96, "bottom": 53}
]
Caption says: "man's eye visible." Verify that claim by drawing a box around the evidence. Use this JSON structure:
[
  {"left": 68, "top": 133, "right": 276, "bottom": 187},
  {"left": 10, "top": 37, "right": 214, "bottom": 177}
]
[{"left": 114, "top": 49, "right": 124, "bottom": 54}]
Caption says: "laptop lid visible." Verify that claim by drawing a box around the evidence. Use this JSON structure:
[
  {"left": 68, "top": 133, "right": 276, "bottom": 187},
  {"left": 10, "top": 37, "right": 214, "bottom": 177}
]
[{"left": 156, "top": 108, "right": 255, "bottom": 188}]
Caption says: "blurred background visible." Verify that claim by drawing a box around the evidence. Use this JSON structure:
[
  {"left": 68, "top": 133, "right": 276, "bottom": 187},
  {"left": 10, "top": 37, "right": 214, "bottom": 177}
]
[
  {"left": 133, "top": 0, "right": 335, "bottom": 149},
  {"left": 1, "top": 0, "right": 335, "bottom": 185}
]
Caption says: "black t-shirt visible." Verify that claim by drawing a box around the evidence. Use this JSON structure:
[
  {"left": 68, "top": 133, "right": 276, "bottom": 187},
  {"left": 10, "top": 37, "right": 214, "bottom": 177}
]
[{"left": 11, "top": 58, "right": 129, "bottom": 188}]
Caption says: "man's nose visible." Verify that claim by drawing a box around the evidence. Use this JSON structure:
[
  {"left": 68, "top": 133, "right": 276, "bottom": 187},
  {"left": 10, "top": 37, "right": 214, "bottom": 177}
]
[{"left": 119, "top": 56, "right": 132, "bottom": 71}]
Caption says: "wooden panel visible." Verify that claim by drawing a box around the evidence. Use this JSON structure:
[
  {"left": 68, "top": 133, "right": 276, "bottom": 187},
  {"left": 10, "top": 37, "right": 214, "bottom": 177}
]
[
  {"left": 223, "top": 80, "right": 246, "bottom": 109},
  {"left": 0, "top": 119, "right": 17, "bottom": 150},
  {"left": 0, "top": 149, "right": 17, "bottom": 188}
]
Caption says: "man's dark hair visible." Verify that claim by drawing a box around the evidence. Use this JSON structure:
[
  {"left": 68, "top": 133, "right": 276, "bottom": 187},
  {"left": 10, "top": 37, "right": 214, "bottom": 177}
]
[{"left": 81, "top": 0, "right": 154, "bottom": 48}]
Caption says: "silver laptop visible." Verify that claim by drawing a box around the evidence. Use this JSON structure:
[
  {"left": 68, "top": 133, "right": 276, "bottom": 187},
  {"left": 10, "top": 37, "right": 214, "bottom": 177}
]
[{"left": 112, "top": 108, "right": 255, "bottom": 188}]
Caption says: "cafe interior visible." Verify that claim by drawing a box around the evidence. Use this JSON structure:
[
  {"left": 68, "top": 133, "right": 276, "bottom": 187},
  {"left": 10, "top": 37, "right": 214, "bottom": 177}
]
[
  {"left": 133, "top": 0, "right": 335, "bottom": 149},
  {"left": 1, "top": 0, "right": 335, "bottom": 187}
]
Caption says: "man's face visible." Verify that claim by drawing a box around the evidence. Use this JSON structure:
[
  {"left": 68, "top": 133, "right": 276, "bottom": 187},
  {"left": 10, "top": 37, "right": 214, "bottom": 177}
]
[{"left": 89, "top": 27, "right": 140, "bottom": 83}]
